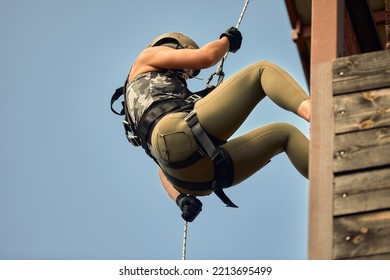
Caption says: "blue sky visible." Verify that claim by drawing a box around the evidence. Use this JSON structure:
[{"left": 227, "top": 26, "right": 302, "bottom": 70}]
[{"left": 0, "top": 0, "right": 310, "bottom": 260}]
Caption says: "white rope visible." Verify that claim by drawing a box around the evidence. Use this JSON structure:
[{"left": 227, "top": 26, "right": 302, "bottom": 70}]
[
  {"left": 223, "top": 0, "right": 250, "bottom": 61},
  {"left": 182, "top": 221, "right": 188, "bottom": 260},
  {"left": 181, "top": 1, "right": 251, "bottom": 260},
  {"left": 208, "top": 0, "right": 251, "bottom": 86},
  {"left": 236, "top": 0, "right": 250, "bottom": 29}
]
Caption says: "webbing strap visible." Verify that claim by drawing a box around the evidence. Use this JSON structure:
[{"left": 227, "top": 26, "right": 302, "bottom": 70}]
[
  {"left": 214, "top": 189, "right": 238, "bottom": 208},
  {"left": 185, "top": 110, "right": 220, "bottom": 162},
  {"left": 163, "top": 171, "right": 238, "bottom": 208},
  {"left": 110, "top": 86, "right": 126, "bottom": 116},
  {"left": 184, "top": 110, "right": 238, "bottom": 208}
]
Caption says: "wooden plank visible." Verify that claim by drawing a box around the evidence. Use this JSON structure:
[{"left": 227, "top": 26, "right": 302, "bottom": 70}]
[
  {"left": 348, "top": 253, "right": 390, "bottom": 260},
  {"left": 333, "top": 50, "right": 390, "bottom": 95},
  {"left": 333, "top": 127, "right": 390, "bottom": 173},
  {"left": 334, "top": 88, "right": 390, "bottom": 134},
  {"left": 309, "top": 61, "right": 334, "bottom": 260},
  {"left": 333, "top": 210, "right": 390, "bottom": 259},
  {"left": 334, "top": 168, "right": 390, "bottom": 216}
]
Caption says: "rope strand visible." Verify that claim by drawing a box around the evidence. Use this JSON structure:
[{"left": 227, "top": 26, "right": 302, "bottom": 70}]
[
  {"left": 182, "top": 221, "right": 188, "bottom": 260},
  {"left": 207, "top": 0, "right": 251, "bottom": 87},
  {"left": 181, "top": 0, "right": 251, "bottom": 260}
]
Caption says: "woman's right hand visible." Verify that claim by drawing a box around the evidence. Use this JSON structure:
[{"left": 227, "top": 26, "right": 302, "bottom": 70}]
[{"left": 220, "top": 27, "right": 243, "bottom": 53}]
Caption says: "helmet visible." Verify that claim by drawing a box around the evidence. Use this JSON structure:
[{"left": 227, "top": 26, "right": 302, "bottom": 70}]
[
  {"left": 147, "top": 32, "right": 199, "bottom": 49},
  {"left": 147, "top": 32, "right": 200, "bottom": 77}
]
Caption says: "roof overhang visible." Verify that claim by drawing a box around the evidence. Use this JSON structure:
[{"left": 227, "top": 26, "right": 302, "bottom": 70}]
[{"left": 284, "top": 0, "right": 387, "bottom": 85}]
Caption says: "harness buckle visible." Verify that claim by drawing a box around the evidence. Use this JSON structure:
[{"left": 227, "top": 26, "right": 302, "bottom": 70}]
[
  {"left": 123, "top": 120, "right": 141, "bottom": 147},
  {"left": 126, "top": 135, "right": 141, "bottom": 146},
  {"left": 211, "top": 151, "right": 224, "bottom": 165},
  {"left": 185, "top": 94, "right": 202, "bottom": 104},
  {"left": 184, "top": 109, "right": 197, "bottom": 122}
]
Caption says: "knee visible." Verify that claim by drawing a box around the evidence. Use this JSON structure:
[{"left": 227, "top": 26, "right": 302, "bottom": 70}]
[
  {"left": 272, "top": 122, "right": 308, "bottom": 151},
  {"left": 271, "top": 122, "right": 306, "bottom": 147},
  {"left": 271, "top": 122, "right": 299, "bottom": 134},
  {"left": 252, "top": 60, "right": 279, "bottom": 71}
]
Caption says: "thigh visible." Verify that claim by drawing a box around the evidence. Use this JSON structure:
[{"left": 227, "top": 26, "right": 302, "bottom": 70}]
[
  {"left": 151, "top": 112, "right": 215, "bottom": 194},
  {"left": 150, "top": 112, "right": 199, "bottom": 163},
  {"left": 195, "top": 63, "right": 266, "bottom": 141},
  {"left": 222, "top": 123, "right": 294, "bottom": 185},
  {"left": 195, "top": 61, "right": 309, "bottom": 142}
]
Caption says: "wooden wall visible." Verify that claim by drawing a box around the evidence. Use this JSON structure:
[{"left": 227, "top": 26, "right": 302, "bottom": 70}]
[{"left": 331, "top": 50, "right": 390, "bottom": 259}]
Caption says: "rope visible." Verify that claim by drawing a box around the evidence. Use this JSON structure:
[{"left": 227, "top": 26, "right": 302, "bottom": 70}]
[
  {"left": 182, "top": 221, "right": 188, "bottom": 260},
  {"left": 180, "top": 0, "right": 251, "bottom": 260},
  {"left": 236, "top": 0, "right": 250, "bottom": 30},
  {"left": 207, "top": 0, "right": 251, "bottom": 87}
]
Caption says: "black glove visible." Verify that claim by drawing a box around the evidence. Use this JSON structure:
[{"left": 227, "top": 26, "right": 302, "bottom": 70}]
[
  {"left": 220, "top": 27, "right": 242, "bottom": 53},
  {"left": 176, "top": 194, "right": 203, "bottom": 222}
]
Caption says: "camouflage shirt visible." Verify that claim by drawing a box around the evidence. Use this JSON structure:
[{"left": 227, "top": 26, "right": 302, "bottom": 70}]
[{"left": 126, "top": 70, "right": 191, "bottom": 127}]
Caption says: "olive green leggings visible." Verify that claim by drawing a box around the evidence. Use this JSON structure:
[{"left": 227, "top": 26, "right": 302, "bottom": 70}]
[{"left": 151, "top": 61, "right": 309, "bottom": 195}]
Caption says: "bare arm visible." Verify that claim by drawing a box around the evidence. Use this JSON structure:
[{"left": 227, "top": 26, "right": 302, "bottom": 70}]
[
  {"left": 147, "top": 37, "right": 230, "bottom": 70},
  {"left": 158, "top": 167, "right": 181, "bottom": 202},
  {"left": 129, "top": 37, "right": 230, "bottom": 81}
]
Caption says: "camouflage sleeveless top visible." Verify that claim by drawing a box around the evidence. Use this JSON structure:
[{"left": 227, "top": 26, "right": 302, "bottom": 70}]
[{"left": 126, "top": 70, "right": 190, "bottom": 127}]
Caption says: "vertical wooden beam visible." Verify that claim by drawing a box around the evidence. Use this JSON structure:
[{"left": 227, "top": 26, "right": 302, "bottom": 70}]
[
  {"left": 311, "top": 0, "right": 345, "bottom": 65},
  {"left": 309, "top": 62, "right": 334, "bottom": 259},
  {"left": 308, "top": 0, "right": 345, "bottom": 259},
  {"left": 386, "top": 0, "right": 390, "bottom": 49}
]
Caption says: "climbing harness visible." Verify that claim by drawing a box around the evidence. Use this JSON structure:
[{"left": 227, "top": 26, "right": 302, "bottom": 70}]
[
  {"left": 111, "top": 77, "right": 238, "bottom": 208},
  {"left": 173, "top": 0, "right": 251, "bottom": 207},
  {"left": 164, "top": 110, "right": 238, "bottom": 208},
  {"left": 207, "top": 0, "right": 251, "bottom": 87}
]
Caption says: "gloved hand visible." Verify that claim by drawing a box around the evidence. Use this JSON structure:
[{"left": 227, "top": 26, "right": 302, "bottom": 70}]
[
  {"left": 176, "top": 194, "right": 203, "bottom": 222},
  {"left": 220, "top": 27, "right": 242, "bottom": 53}
]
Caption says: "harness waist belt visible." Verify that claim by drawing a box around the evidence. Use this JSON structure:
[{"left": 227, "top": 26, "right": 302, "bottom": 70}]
[{"left": 137, "top": 99, "right": 238, "bottom": 208}]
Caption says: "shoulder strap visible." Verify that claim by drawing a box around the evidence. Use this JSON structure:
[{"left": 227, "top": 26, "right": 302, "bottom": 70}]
[
  {"left": 110, "top": 76, "right": 139, "bottom": 141},
  {"left": 111, "top": 86, "right": 126, "bottom": 116},
  {"left": 111, "top": 71, "right": 132, "bottom": 116}
]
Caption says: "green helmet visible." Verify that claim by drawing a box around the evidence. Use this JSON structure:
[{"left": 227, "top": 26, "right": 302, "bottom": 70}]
[
  {"left": 148, "top": 32, "right": 199, "bottom": 49},
  {"left": 147, "top": 32, "right": 200, "bottom": 77}
]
